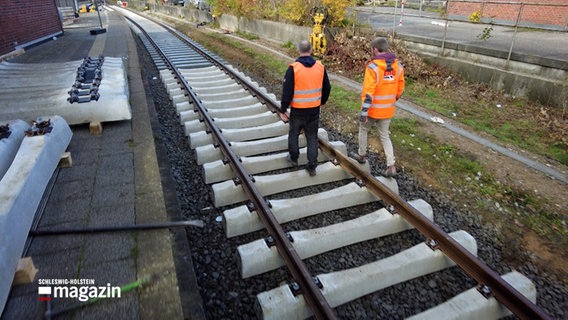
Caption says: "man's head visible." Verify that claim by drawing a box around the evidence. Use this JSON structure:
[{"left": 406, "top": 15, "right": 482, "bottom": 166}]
[
  {"left": 370, "top": 37, "right": 388, "bottom": 53},
  {"left": 297, "top": 40, "right": 313, "bottom": 57}
]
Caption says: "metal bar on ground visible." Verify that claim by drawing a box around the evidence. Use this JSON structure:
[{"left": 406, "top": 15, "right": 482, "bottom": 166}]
[{"left": 30, "top": 220, "right": 204, "bottom": 236}]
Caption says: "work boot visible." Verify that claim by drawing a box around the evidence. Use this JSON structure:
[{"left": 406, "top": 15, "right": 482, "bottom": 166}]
[
  {"left": 383, "top": 165, "right": 397, "bottom": 177},
  {"left": 306, "top": 167, "right": 316, "bottom": 177},
  {"left": 286, "top": 154, "right": 298, "bottom": 167},
  {"left": 349, "top": 151, "right": 367, "bottom": 164}
]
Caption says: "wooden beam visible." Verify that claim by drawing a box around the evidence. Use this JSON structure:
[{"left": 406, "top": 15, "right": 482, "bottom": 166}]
[
  {"left": 89, "top": 122, "right": 103, "bottom": 135},
  {"left": 58, "top": 151, "right": 73, "bottom": 168},
  {"left": 13, "top": 257, "right": 38, "bottom": 286}
]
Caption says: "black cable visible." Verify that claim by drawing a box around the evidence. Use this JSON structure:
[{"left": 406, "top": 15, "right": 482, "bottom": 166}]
[{"left": 30, "top": 220, "right": 203, "bottom": 236}]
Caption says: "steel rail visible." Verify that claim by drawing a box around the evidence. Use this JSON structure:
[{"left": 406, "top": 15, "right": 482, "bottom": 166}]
[
  {"left": 123, "top": 15, "right": 337, "bottom": 320},
  {"left": 317, "top": 139, "right": 551, "bottom": 320},
  {"left": 124, "top": 11, "right": 550, "bottom": 320}
]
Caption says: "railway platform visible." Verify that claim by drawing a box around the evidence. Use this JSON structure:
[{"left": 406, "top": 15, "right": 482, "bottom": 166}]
[{"left": 1, "top": 8, "right": 204, "bottom": 320}]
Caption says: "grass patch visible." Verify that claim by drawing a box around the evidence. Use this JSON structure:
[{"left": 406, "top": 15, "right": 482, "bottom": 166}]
[
  {"left": 283, "top": 41, "right": 294, "bottom": 49},
  {"left": 391, "top": 117, "right": 566, "bottom": 244},
  {"left": 261, "top": 53, "right": 288, "bottom": 75},
  {"left": 235, "top": 31, "right": 259, "bottom": 40},
  {"left": 405, "top": 81, "right": 567, "bottom": 165},
  {"left": 329, "top": 86, "right": 361, "bottom": 112}
]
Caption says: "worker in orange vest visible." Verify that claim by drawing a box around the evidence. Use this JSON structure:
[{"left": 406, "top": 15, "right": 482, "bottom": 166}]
[
  {"left": 280, "top": 40, "right": 331, "bottom": 176},
  {"left": 350, "top": 37, "right": 405, "bottom": 177}
]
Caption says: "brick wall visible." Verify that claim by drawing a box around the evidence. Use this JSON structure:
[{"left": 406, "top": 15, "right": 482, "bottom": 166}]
[
  {"left": 0, "top": 0, "right": 63, "bottom": 56},
  {"left": 448, "top": 0, "right": 568, "bottom": 29}
]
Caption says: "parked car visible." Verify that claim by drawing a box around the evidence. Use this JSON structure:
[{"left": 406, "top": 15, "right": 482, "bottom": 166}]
[{"left": 172, "top": 0, "right": 185, "bottom": 5}]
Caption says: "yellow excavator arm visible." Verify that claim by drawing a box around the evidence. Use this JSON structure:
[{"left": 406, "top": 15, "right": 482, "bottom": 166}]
[{"left": 309, "top": 6, "right": 328, "bottom": 57}]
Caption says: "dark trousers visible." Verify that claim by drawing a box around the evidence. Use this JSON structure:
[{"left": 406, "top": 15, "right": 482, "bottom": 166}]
[{"left": 288, "top": 113, "right": 319, "bottom": 170}]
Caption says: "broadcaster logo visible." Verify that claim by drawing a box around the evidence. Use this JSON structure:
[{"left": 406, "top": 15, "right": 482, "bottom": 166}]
[{"left": 37, "top": 279, "right": 121, "bottom": 302}]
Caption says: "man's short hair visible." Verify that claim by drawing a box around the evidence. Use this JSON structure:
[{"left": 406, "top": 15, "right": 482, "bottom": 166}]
[
  {"left": 371, "top": 37, "right": 388, "bottom": 53},
  {"left": 298, "top": 40, "right": 312, "bottom": 54}
]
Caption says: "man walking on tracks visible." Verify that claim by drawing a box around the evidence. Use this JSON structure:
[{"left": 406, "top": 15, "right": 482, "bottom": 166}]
[
  {"left": 280, "top": 39, "right": 331, "bottom": 176},
  {"left": 350, "top": 37, "right": 405, "bottom": 177}
]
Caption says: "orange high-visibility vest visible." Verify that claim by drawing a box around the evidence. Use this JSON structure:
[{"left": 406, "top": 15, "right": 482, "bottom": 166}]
[
  {"left": 361, "top": 58, "right": 405, "bottom": 119},
  {"left": 290, "top": 61, "right": 325, "bottom": 109}
]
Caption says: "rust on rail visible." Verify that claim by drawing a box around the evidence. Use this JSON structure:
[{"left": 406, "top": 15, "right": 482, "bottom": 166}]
[{"left": 318, "top": 138, "right": 551, "bottom": 320}]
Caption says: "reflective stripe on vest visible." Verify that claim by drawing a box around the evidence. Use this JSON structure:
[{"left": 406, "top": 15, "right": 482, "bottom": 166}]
[{"left": 290, "top": 61, "right": 325, "bottom": 109}]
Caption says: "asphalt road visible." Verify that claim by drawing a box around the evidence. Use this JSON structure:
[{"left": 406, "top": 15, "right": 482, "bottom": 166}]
[{"left": 352, "top": 6, "right": 568, "bottom": 62}]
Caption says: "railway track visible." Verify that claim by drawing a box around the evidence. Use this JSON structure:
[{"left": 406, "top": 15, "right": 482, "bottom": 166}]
[{"left": 115, "top": 6, "right": 550, "bottom": 320}]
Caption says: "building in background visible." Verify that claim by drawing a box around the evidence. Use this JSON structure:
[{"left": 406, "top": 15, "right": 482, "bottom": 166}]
[
  {"left": 0, "top": 0, "right": 63, "bottom": 57},
  {"left": 448, "top": 0, "right": 567, "bottom": 30}
]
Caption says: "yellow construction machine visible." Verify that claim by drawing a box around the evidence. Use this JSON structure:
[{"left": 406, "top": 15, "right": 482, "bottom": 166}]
[
  {"left": 309, "top": 6, "right": 328, "bottom": 57},
  {"left": 79, "top": 3, "right": 97, "bottom": 13}
]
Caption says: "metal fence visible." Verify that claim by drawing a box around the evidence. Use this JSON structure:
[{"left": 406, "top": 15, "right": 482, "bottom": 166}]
[
  {"left": 370, "top": 0, "right": 568, "bottom": 31},
  {"left": 365, "top": 0, "right": 567, "bottom": 67},
  {"left": 446, "top": 0, "right": 568, "bottom": 30}
]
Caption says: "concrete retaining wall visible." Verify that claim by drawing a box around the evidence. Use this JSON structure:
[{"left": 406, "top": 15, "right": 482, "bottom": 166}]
[
  {"left": 217, "top": 15, "right": 312, "bottom": 45},
  {"left": 402, "top": 35, "right": 567, "bottom": 109},
  {"left": 144, "top": 3, "right": 211, "bottom": 22}
]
